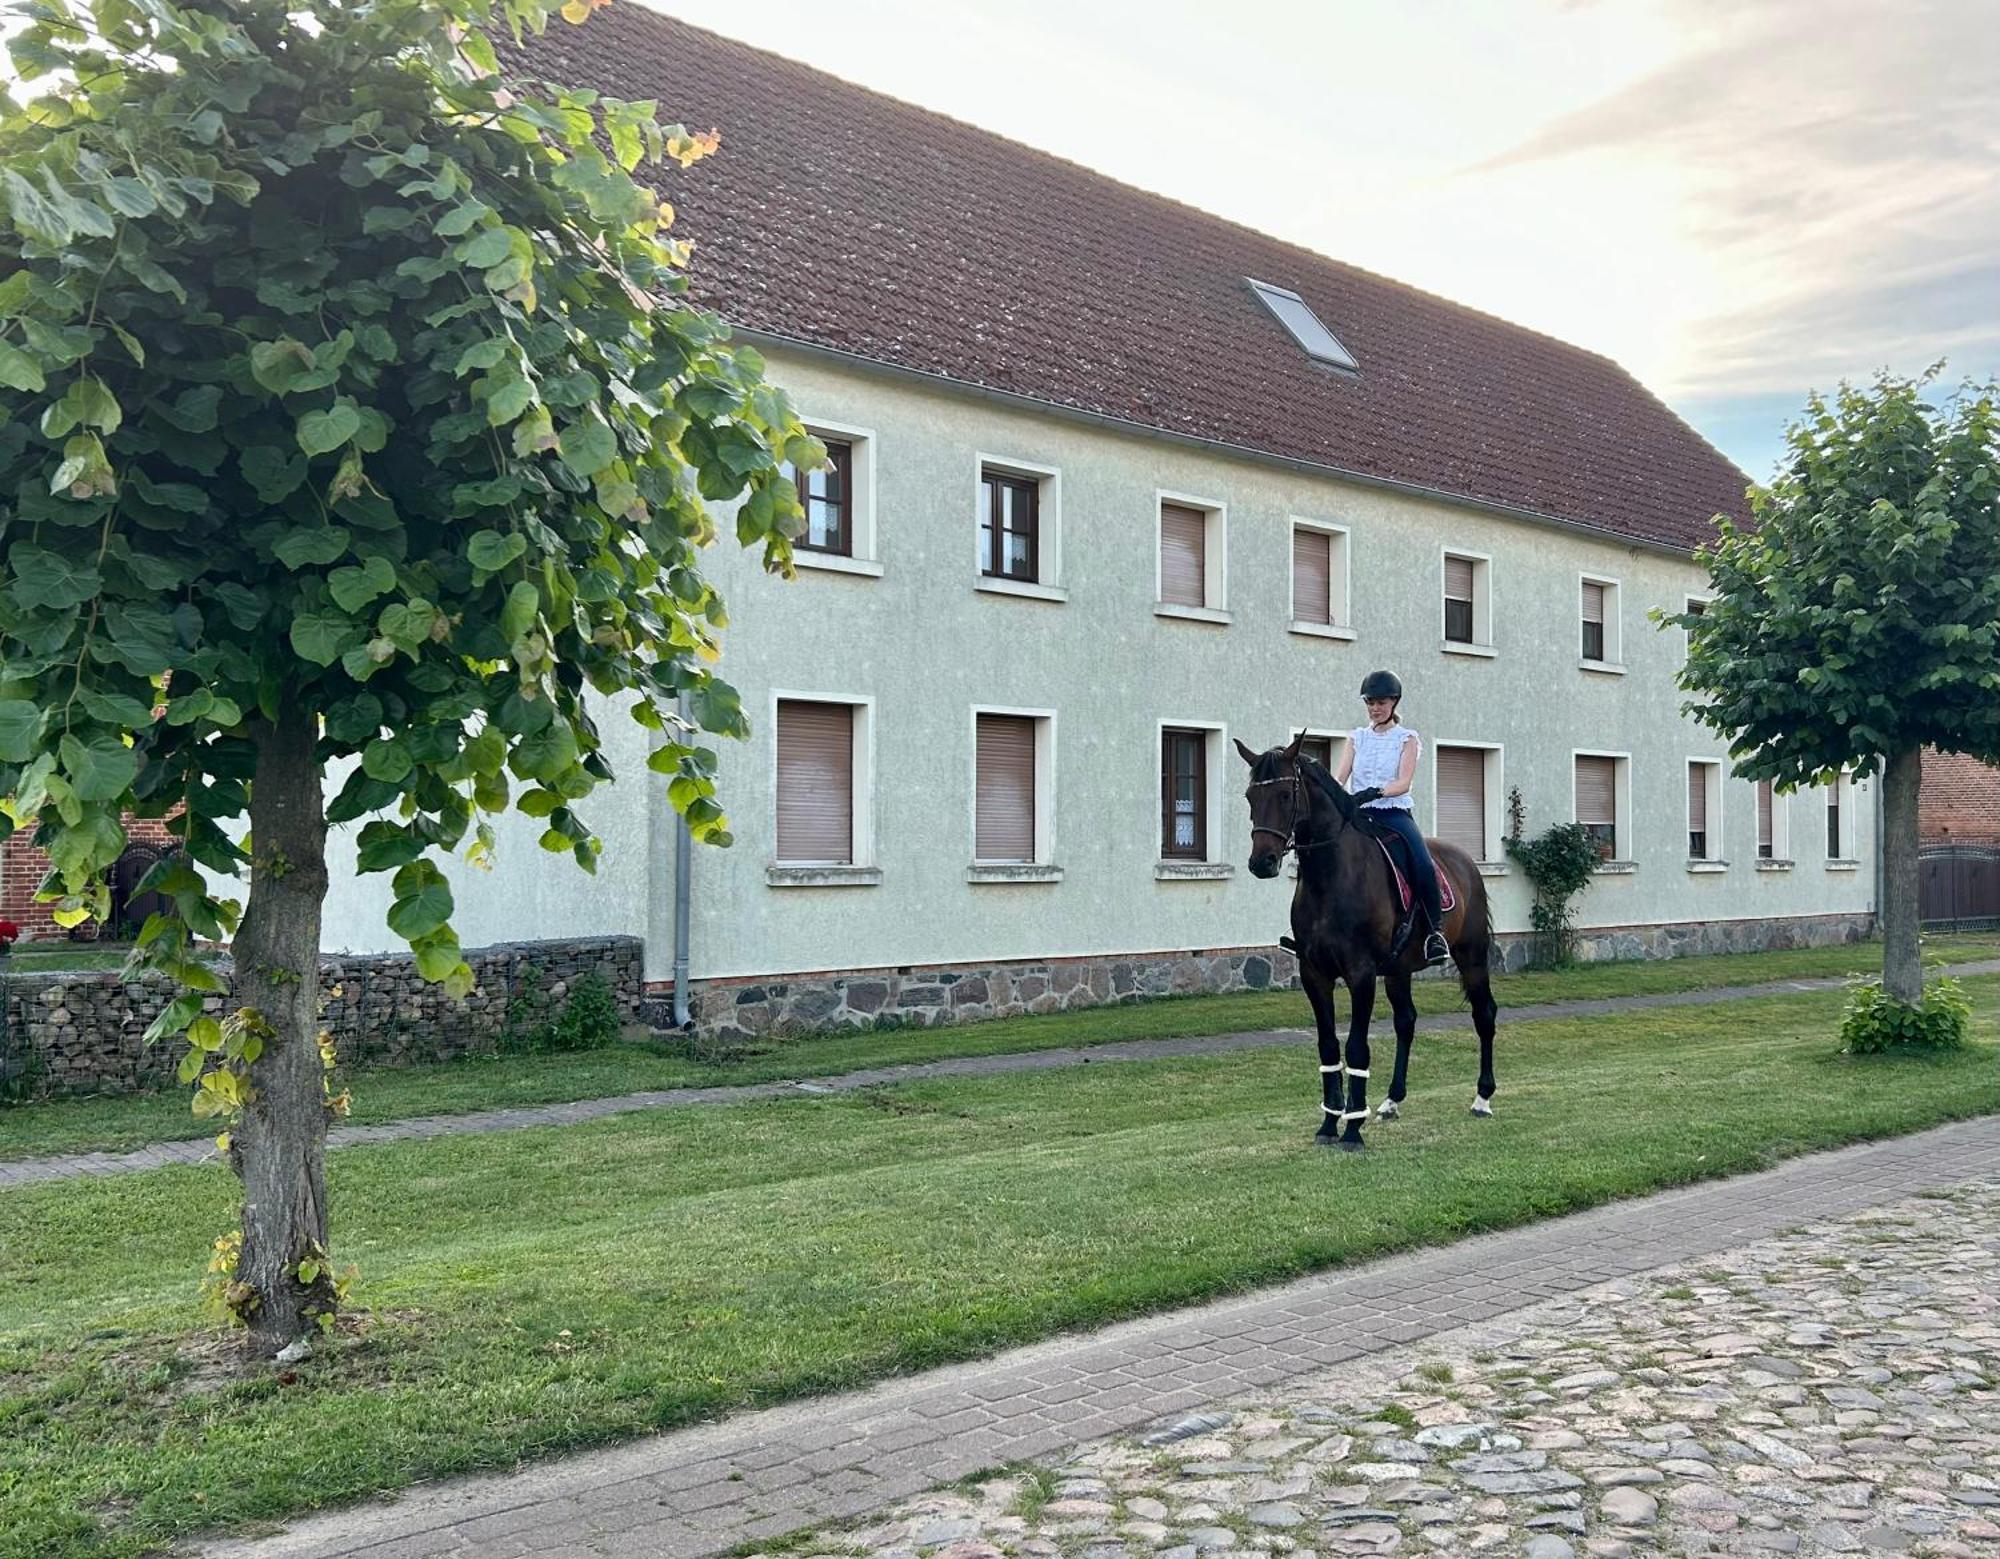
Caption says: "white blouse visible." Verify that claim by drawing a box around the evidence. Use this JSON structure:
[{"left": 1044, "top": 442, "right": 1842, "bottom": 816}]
[{"left": 1347, "top": 725, "right": 1419, "bottom": 811}]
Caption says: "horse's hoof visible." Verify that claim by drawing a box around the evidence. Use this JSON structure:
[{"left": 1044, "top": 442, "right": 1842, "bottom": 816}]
[
  {"left": 1470, "top": 1095, "right": 1495, "bottom": 1118},
  {"left": 1337, "top": 1136, "right": 1367, "bottom": 1153},
  {"left": 1375, "top": 1100, "right": 1400, "bottom": 1121},
  {"left": 1314, "top": 1132, "right": 1342, "bottom": 1148}
]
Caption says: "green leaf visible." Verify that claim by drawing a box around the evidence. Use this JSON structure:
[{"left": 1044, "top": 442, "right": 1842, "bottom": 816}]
[
  {"left": 328, "top": 556, "right": 397, "bottom": 613},
  {"left": 500, "top": 581, "right": 539, "bottom": 642},
  {"left": 298, "top": 403, "right": 362, "bottom": 457},
  {"left": 0, "top": 340, "right": 45, "bottom": 392},
  {"left": 356, "top": 820, "right": 426, "bottom": 872},
  {"left": 558, "top": 418, "right": 617, "bottom": 478},
  {"left": 240, "top": 445, "right": 309, "bottom": 503},
  {"left": 455, "top": 226, "right": 513, "bottom": 268},
  {"left": 509, "top": 722, "right": 579, "bottom": 782},
  {"left": 386, "top": 868, "right": 453, "bottom": 940},
  {"left": 289, "top": 611, "right": 356, "bottom": 667},
  {"left": 78, "top": 690, "right": 156, "bottom": 728},
  {"left": 467, "top": 530, "right": 527, "bottom": 573},
  {"left": 272, "top": 526, "right": 351, "bottom": 569},
  {"left": 361, "top": 736, "right": 414, "bottom": 783},
  {"left": 7, "top": 544, "right": 101, "bottom": 610},
  {"left": 414, "top": 938, "right": 463, "bottom": 981},
  {"left": 485, "top": 379, "right": 534, "bottom": 426},
  {"left": 59, "top": 732, "right": 139, "bottom": 802},
  {"left": 0, "top": 702, "right": 43, "bottom": 763},
  {"left": 40, "top": 376, "right": 122, "bottom": 438}
]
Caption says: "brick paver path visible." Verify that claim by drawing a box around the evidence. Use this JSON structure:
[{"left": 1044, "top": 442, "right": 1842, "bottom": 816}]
[
  {"left": 196, "top": 1113, "right": 2000, "bottom": 1559},
  {"left": 9, "top": 961, "right": 1994, "bottom": 1191}
]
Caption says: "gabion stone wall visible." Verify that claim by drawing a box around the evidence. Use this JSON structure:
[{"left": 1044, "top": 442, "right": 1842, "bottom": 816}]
[
  {"left": 658, "top": 910, "right": 1879, "bottom": 1043},
  {"left": 0, "top": 936, "right": 641, "bottom": 1100}
]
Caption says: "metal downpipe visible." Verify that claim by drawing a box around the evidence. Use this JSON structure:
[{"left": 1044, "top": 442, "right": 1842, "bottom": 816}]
[{"left": 672, "top": 692, "right": 694, "bottom": 1031}]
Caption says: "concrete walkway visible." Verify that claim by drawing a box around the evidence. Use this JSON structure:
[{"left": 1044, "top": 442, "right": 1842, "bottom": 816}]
[
  {"left": 9, "top": 960, "right": 1995, "bottom": 1191},
  {"left": 197, "top": 1113, "right": 2000, "bottom": 1559}
]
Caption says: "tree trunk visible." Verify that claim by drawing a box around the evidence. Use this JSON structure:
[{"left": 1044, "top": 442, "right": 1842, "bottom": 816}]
[
  {"left": 230, "top": 702, "right": 335, "bottom": 1357},
  {"left": 1879, "top": 745, "right": 1923, "bottom": 1005}
]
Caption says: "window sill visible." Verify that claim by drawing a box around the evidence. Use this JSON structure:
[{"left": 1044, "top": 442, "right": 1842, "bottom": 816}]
[
  {"left": 1755, "top": 859, "right": 1795, "bottom": 873},
  {"left": 766, "top": 865, "right": 882, "bottom": 888},
  {"left": 1475, "top": 861, "right": 1510, "bottom": 878},
  {"left": 1289, "top": 620, "right": 1356, "bottom": 642},
  {"left": 976, "top": 577, "right": 1067, "bottom": 603},
  {"left": 967, "top": 863, "right": 1064, "bottom": 884},
  {"left": 1154, "top": 603, "right": 1233, "bottom": 626},
  {"left": 1155, "top": 861, "right": 1233, "bottom": 881},
  {"left": 1685, "top": 860, "right": 1729, "bottom": 874},
  {"left": 793, "top": 552, "right": 884, "bottom": 578},
  {"left": 1440, "top": 640, "right": 1497, "bottom": 659},
  {"left": 1826, "top": 859, "right": 1861, "bottom": 872},
  {"left": 1578, "top": 659, "right": 1627, "bottom": 677},
  {"left": 1592, "top": 860, "right": 1638, "bottom": 876}
]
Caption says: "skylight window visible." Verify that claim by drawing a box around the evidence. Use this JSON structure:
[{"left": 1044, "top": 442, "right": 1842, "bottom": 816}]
[{"left": 1246, "top": 278, "right": 1358, "bottom": 371}]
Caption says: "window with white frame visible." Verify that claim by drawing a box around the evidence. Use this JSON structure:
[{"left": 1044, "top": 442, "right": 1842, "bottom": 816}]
[
  {"left": 1442, "top": 551, "right": 1492, "bottom": 650},
  {"left": 975, "top": 455, "right": 1062, "bottom": 595},
  {"left": 774, "top": 698, "right": 869, "bottom": 867},
  {"left": 1157, "top": 494, "right": 1227, "bottom": 617},
  {"left": 1160, "top": 725, "right": 1227, "bottom": 861},
  {"left": 1687, "top": 760, "right": 1724, "bottom": 862},
  {"left": 1435, "top": 743, "right": 1501, "bottom": 862},
  {"left": 1292, "top": 729, "right": 1347, "bottom": 780},
  {"left": 1825, "top": 771, "right": 1855, "bottom": 861},
  {"left": 1756, "top": 779, "right": 1791, "bottom": 863},
  {"left": 782, "top": 418, "right": 877, "bottom": 571},
  {"left": 1290, "top": 521, "right": 1351, "bottom": 635},
  {"left": 1574, "top": 752, "right": 1628, "bottom": 861},
  {"left": 973, "top": 710, "right": 1055, "bottom": 867},
  {"left": 1580, "top": 576, "right": 1621, "bottom": 666}
]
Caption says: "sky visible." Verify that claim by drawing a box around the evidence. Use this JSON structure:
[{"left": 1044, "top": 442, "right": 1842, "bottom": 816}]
[{"left": 641, "top": 0, "right": 1998, "bottom": 485}]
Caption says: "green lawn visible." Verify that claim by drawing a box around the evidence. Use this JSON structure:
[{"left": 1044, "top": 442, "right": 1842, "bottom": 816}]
[
  {"left": 1, "top": 977, "right": 1996, "bottom": 1559},
  {"left": 2, "top": 933, "right": 1994, "bottom": 1163}
]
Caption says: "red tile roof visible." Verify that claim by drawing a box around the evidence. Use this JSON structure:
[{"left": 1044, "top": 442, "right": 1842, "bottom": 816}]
[{"left": 523, "top": 8, "right": 1751, "bottom": 551}]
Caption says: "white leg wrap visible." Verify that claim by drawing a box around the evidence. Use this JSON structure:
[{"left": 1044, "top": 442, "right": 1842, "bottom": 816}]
[
  {"left": 1318, "top": 1064, "right": 1343, "bottom": 1073},
  {"left": 1322, "top": 1103, "right": 1340, "bottom": 1115},
  {"left": 1339, "top": 1110, "right": 1370, "bottom": 1123},
  {"left": 1345, "top": 1068, "right": 1370, "bottom": 1078}
]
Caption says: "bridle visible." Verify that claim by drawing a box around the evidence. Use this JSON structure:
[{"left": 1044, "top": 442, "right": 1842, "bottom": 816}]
[{"left": 1247, "top": 762, "right": 1347, "bottom": 859}]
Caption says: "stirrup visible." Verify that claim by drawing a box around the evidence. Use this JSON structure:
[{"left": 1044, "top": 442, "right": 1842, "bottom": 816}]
[{"left": 1422, "top": 932, "right": 1451, "bottom": 967}]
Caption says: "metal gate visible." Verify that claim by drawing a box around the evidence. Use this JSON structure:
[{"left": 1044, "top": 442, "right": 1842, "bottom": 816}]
[{"left": 1920, "top": 845, "right": 2000, "bottom": 930}]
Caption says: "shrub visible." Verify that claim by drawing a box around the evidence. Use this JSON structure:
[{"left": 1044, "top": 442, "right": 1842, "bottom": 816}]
[
  {"left": 1501, "top": 788, "right": 1601, "bottom": 968},
  {"left": 503, "top": 971, "right": 622, "bottom": 1055},
  {"left": 1839, "top": 976, "right": 1970, "bottom": 1054}
]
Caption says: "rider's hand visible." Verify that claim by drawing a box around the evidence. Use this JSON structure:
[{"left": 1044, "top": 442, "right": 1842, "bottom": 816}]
[{"left": 1349, "top": 787, "right": 1383, "bottom": 806}]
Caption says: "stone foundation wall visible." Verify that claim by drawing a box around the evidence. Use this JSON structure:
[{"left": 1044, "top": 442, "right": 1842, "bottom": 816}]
[
  {"left": 652, "top": 911, "right": 1879, "bottom": 1042},
  {"left": 0, "top": 936, "right": 642, "bottom": 1099}
]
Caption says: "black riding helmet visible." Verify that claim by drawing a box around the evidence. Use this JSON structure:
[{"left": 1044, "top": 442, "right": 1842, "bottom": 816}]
[{"left": 1359, "top": 669, "right": 1402, "bottom": 701}]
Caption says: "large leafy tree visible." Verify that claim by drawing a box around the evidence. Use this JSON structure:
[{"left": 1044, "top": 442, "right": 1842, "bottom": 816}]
[
  {"left": 0, "top": 0, "right": 814, "bottom": 1354},
  {"left": 1675, "top": 371, "right": 1999, "bottom": 1005}
]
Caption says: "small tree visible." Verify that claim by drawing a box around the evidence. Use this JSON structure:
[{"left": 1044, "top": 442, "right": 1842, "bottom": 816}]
[
  {"left": 1501, "top": 786, "right": 1600, "bottom": 968},
  {"left": 1670, "top": 370, "right": 2000, "bottom": 1006},
  {"left": 0, "top": 0, "right": 814, "bottom": 1354}
]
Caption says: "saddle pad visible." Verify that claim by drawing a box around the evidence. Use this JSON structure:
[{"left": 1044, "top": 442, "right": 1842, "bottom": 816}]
[{"left": 1376, "top": 838, "right": 1458, "bottom": 916}]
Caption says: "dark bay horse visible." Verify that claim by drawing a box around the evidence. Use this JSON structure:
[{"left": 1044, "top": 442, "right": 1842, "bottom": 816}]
[{"left": 1237, "top": 735, "right": 1499, "bottom": 1150}]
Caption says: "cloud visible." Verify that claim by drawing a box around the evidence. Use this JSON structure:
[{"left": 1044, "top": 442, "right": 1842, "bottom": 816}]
[{"left": 1470, "top": 0, "right": 2000, "bottom": 399}]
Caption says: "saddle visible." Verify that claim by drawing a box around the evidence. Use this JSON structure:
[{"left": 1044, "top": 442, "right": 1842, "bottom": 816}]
[{"left": 1376, "top": 836, "right": 1458, "bottom": 917}]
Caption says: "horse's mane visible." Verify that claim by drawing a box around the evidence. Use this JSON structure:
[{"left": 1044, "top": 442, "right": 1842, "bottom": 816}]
[{"left": 1254, "top": 746, "right": 1356, "bottom": 819}]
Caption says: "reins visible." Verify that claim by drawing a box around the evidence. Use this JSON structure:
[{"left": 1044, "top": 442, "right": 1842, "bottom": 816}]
[{"left": 1247, "top": 764, "right": 1349, "bottom": 859}]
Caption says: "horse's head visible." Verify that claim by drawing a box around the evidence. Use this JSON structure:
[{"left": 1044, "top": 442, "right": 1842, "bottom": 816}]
[
  {"left": 1237, "top": 734, "right": 1357, "bottom": 878},
  {"left": 1237, "top": 734, "right": 1306, "bottom": 878}
]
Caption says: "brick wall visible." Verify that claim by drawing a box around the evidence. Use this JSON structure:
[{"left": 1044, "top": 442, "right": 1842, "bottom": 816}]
[
  {"left": 1920, "top": 749, "right": 2000, "bottom": 845},
  {"left": 1, "top": 816, "right": 180, "bottom": 942}
]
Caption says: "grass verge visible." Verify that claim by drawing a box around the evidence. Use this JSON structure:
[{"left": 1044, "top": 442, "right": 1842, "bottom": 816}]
[
  {"left": 0, "top": 976, "right": 1995, "bottom": 1558},
  {"left": 2, "top": 933, "right": 1994, "bottom": 1164}
]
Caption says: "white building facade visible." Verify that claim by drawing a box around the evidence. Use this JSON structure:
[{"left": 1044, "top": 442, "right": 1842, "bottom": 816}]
[{"left": 316, "top": 13, "right": 1876, "bottom": 1033}]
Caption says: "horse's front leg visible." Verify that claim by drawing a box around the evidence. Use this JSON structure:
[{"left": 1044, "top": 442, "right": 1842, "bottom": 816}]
[
  {"left": 1301, "top": 959, "right": 1343, "bottom": 1145},
  {"left": 1377, "top": 973, "right": 1417, "bottom": 1120},
  {"left": 1339, "top": 974, "right": 1376, "bottom": 1150}
]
